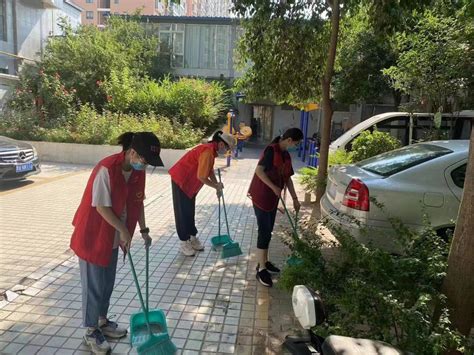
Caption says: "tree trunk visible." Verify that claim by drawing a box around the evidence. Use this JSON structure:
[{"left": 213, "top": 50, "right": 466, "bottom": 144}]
[
  {"left": 442, "top": 125, "right": 474, "bottom": 336},
  {"left": 315, "top": 0, "right": 340, "bottom": 202}
]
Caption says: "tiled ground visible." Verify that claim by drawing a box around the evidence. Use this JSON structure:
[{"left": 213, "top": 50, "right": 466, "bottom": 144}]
[{"left": 0, "top": 150, "right": 309, "bottom": 354}]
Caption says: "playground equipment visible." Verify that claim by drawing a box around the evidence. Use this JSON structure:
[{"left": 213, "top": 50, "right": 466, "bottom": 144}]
[
  {"left": 297, "top": 103, "right": 320, "bottom": 168},
  {"left": 221, "top": 110, "right": 253, "bottom": 165}
]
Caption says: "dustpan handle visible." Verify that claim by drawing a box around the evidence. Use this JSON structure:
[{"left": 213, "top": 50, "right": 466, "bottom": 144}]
[
  {"left": 127, "top": 251, "right": 153, "bottom": 335},
  {"left": 217, "top": 169, "right": 231, "bottom": 237}
]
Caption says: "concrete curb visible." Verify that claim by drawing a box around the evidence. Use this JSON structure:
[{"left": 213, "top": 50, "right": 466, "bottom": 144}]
[{"left": 25, "top": 141, "right": 187, "bottom": 167}]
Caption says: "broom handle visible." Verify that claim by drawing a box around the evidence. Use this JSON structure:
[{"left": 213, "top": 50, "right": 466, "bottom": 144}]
[
  {"left": 146, "top": 244, "right": 149, "bottom": 313},
  {"left": 280, "top": 197, "right": 298, "bottom": 238},
  {"left": 217, "top": 169, "right": 231, "bottom": 237},
  {"left": 218, "top": 193, "right": 221, "bottom": 236},
  {"left": 127, "top": 251, "right": 153, "bottom": 336}
]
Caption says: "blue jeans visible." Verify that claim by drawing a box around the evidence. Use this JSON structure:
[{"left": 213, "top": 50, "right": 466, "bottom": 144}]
[{"left": 79, "top": 248, "right": 119, "bottom": 328}]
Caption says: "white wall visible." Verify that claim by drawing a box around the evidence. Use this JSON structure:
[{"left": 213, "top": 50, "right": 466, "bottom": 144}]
[
  {"left": 26, "top": 141, "right": 187, "bottom": 167},
  {"left": 272, "top": 106, "right": 300, "bottom": 138}
]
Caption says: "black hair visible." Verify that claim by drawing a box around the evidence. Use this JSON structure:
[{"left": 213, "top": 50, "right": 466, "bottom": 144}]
[
  {"left": 271, "top": 128, "right": 304, "bottom": 144},
  {"left": 209, "top": 130, "right": 230, "bottom": 149},
  {"left": 117, "top": 132, "right": 134, "bottom": 151}
]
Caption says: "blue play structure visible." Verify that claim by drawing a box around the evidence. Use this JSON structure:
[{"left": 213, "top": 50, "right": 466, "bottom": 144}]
[{"left": 298, "top": 110, "right": 319, "bottom": 168}]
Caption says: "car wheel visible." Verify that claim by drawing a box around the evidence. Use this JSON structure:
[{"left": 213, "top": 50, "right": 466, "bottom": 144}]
[{"left": 436, "top": 227, "right": 455, "bottom": 242}]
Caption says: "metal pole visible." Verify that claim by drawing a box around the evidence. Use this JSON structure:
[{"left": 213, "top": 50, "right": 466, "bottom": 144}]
[
  {"left": 298, "top": 110, "right": 304, "bottom": 158},
  {"left": 308, "top": 141, "right": 315, "bottom": 167},
  {"left": 302, "top": 111, "right": 309, "bottom": 162}
]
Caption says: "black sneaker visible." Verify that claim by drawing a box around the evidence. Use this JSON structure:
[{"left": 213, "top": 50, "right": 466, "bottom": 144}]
[
  {"left": 256, "top": 267, "right": 273, "bottom": 287},
  {"left": 265, "top": 261, "right": 280, "bottom": 273}
]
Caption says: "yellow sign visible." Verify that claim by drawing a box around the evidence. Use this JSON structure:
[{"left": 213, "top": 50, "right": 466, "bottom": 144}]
[{"left": 304, "top": 103, "right": 319, "bottom": 112}]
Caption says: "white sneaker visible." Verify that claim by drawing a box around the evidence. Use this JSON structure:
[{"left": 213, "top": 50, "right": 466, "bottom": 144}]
[
  {"left": 180, "top": 240, "right": 196, "bottom": 256},
  {"left": 190, "top": 236, "right": 204, "bottom": 251},
  {"left": 83, "top": 328, "right": 111, "bottom": 354},
  {"left": 99, "top": 319, "right": 127, "bottom": 339}
]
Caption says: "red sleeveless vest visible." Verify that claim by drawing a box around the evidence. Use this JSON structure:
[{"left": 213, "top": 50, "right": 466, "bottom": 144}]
[
  {"left": 169, "top": 143, "right": 217, "bottom": 198},
  {"left": 248, "top": 144, "right": 293, "bottom": 211},
  {"left": 70, "top": 152, "right": 145, "bottom": 266}
]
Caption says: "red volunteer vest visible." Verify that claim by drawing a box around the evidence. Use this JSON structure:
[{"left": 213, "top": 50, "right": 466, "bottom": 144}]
[
  {"left": 169, "top": 143, "right": 217, "bottom": 198},
  {"left": 70, "top": 152, "right": 145, "bottom": 267},
  {"left": 248, "top": 144, "right": 293, "bottom": 211}
]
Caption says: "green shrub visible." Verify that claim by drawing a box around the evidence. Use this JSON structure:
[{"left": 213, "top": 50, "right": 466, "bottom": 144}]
[
  {"left": 299, "top": 166, "right": 319, "bottom": 194},
  {"left": 0, "top": 106, "right": 203, "bottom": 149},
  {"left": 298, "top": 150, "right": 353, "bottom": 193},
  {"left": 350, "top": 130, "right": 402, "bottom": 162},
  {"left": 128, "top": 77, "right": 228, "bottom": 130},
  {"left": 279, "top": 209, "right": 466, "bottom": 354}
]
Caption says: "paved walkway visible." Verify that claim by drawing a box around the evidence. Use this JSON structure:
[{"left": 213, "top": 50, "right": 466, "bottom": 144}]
[{"left": 0, "top": 150, "right": 309, "bottom": 354}]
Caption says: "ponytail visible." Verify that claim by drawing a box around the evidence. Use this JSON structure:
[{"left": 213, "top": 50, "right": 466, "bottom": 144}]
[
  {"left": 117, "top": 132, "right": 134, "bottom": 151},
  {"left": 271, "top": 136, "right": 281, "bottom": 144},
  {"left": 271, "top": 128, "right": 303, "bottom": 144}
]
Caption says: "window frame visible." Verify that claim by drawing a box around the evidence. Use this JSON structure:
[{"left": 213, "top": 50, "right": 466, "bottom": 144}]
[{"left": 0, "top": 0, "right": 7, "bottom": 42}]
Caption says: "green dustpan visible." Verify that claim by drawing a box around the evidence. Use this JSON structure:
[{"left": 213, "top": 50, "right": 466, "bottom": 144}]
[
  {"left": 280, "top": 198, "right": 303, "bottom": 266},
  {"left": 210, "top": 194, "right": 232, "bottom": 250},
  {"left": 216, "top": 169, "right": 243, "bottom": 259},
  {"left": 128, "top": 246, "right": 177, "bottom": 355}
]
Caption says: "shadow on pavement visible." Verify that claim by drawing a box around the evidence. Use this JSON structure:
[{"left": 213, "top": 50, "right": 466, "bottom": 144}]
[{"left": 0, "top": 179, "right": 35, "bottom": 192}]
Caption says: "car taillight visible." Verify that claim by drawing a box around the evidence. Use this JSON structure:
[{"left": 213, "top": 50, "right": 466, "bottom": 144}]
[{"left": 342, "top": 179, "right": 370, "bottom": 211}]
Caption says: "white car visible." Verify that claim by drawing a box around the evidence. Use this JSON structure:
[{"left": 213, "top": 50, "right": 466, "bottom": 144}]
[
  {"left": 321, "top": 141, "right": 468, "bottom": 250},
  {"left": 330, "top": 111, "right": 473, "bottom": 153}
]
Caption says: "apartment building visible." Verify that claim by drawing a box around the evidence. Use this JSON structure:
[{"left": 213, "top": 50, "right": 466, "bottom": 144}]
[
  {"left": 75, "top": 0, "right": 185, "bottom": 27},
  {"left": 185, "top": 0, "right": 231, "bottom": 17},
  {"left": 0, "top": 0, "right": 82, "bottom": 102}
]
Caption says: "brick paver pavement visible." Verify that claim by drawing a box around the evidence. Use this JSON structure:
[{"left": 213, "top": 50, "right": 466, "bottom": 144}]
[{"left": 0, "top": 150, "right": 308, "bottom": 354}]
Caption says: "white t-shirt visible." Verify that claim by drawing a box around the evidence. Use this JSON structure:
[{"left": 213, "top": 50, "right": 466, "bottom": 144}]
[{"left": 92, "top": 167, "right": 132, "bottom": 249}]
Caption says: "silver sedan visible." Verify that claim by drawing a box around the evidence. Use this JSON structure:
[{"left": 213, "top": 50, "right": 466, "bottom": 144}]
[{"left": 321, "top": 141, "right": 468, "bottom": 250}]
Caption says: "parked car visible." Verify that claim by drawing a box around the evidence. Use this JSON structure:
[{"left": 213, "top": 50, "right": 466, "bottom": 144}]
[
  {"left": 321, "top": 140, "right": 468, "bottom": 250},
  {"left": 329, "top": 111, "right": 473, "bottom": 153},
  {"left": 0, "top": 136, "right": 41, "bottom": 181}
]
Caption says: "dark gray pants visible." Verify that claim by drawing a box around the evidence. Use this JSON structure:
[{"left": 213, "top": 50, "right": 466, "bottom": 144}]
[
  {"left": 171, "top": 180, "right": 198, "bottom": 241},
  {"left": 79, "top": 248, "right": 119, "bottom": 328},
  {"left": 254, "top": 204, "right": 278, "bottom": 249}
]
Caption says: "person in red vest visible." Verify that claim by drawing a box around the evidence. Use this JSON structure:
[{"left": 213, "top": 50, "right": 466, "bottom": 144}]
[
  {"left": 169, "top": 130, "right": 235, "bottom": 256},
  {"left": 70, "top": 132, "right": 163, "bottom": 355},
  {"left": 248, "top": 128, "right": 303, "bottom": 287}
]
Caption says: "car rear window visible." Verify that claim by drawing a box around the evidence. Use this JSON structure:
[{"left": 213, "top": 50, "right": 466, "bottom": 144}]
[{"left": 357, "top": 144, "right": 453, "bottom": 177}]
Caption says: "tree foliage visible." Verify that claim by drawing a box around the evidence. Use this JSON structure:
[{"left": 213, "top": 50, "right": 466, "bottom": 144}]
[
  {"left": 42, "top": 15, "right": 159, "bottom": 111},
  {"left": 235, "top": 18, "right": 327, "bottom": 105},
  {"left": 383, "top": 7, "right": 473, "bottom": 112},
  {"left": 334, "top": 7, "right": 397, "bottom": 104},
  {"left": 280, "top": 215, "right": 466, "bottom": 354}
]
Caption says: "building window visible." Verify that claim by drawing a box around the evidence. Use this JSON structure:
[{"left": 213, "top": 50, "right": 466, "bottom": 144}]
[
  {"left": 184, "top": 24, "right": 230, "bottom": 70},
  {"left": 86, "top": 0, "right": 93, "bottom": 3},
  {"left": 158, "top": 23, "right": 185, "bottom": 68},
  {"left": 0, "top": 0, "right": 6, "bottom": 42},
  {"left": 86, "top": 11, "right": 94, "bottom": 19}
]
